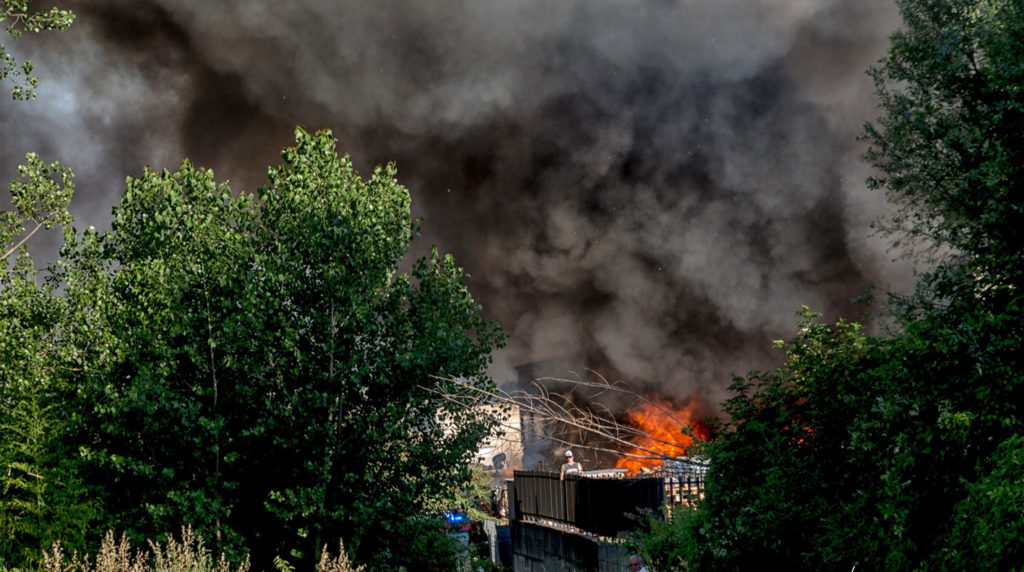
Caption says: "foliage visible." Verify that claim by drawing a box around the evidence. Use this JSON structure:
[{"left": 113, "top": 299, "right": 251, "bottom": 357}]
[
  {"left": 5, "top": 10, "right": 498, "bottom": 568},
  {"left": 0, "top": 158, "right": 100, "bottom": 568},
  {"left": 425, "top": 464, "right": 501, "bottom": 523},
  {"left": 684, "top": 303, "right": 1022, "bottom": 570},
  {"left": 674, "top": 0, "right": 1024, "bottom": 569},
  {"left": 41, "top": 527, "right": 251, "bottom": 572},
  {"left": 625, "top": 505, "right": 702, "bottom": 572},
  {"left": 861, "top": 0, "right": 1024, "bottom": 564},
  {"left": 942, "top": 434, "right": 1024, "bottom": 570},
  {"left": 864, "top": 0, "right": 1024, "bottom": 294},
  {"left": 386, "top": 519, "right": 465, "bottom": 572},
  {"left": 0, "top": 0, "right": 74, "bottom": 99},
  {"left": 686, "top": 309, "right": 887, "bottom": 570},
  {"left": 39, "top": 528, "right": 368, "bottom": 572},
  {"left": 1, "top": 153, "right": 74, "bottom": 267},
  {"left": 314, "top": 540, "right": 366, "bottom": 572},
  {"left": 1, "top": 42, "right": 83, "bottom": 571},
  {"left": 1, "top": 127, "right": 503, "bottom": 568},
  {"left": 57, "top": 127, "right": 504, "bottom": 569}
]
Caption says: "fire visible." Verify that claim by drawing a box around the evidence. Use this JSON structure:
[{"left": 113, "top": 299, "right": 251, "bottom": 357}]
[{"left": 615, "top": 398, "right": 709, "bottom": 473}]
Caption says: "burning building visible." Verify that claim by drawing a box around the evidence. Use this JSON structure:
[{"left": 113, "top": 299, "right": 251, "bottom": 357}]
[{"left": 497, "top": 359, "right": 713, "bottom": 476}]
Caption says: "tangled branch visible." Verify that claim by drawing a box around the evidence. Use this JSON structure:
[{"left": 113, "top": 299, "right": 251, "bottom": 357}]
[{"left": 426, "top": 372, "right": 696, "bottom": 463}]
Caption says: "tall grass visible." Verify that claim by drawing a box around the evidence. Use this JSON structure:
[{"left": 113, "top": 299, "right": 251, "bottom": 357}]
[{"left": 35, "top": 527, "right": 364, "bottom": 572}]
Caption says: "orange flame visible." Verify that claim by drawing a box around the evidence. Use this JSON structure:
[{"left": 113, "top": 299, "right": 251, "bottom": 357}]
[{"left": 615, "top": 398, "right": 708, "bottom": 473}]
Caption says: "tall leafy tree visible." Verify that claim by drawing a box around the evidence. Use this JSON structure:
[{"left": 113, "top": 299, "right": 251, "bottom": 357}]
[
  {"left": 687, "top": 310, "right": 889, "bottom": 570},
  {"left": 861, "top": 1, "right": 1024, "bottom": 566},
  {"left": 2, "top": 5, "right": 104, "bottom": 567},
  {"left": 678, "top": 1, "right": 1024, "bottom": 570},
  {"left": 75, "top": 128, "right": 504, "bottom": 568},
  {"left": 1, "top": 156, "right": 102, "bottom": 566},
  {"left": 865, "top": 0, "right": 1024, "bottom": 296}
]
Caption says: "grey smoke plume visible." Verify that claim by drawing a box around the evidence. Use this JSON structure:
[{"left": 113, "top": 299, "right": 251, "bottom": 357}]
[{"left": 1, "top": 0, "right": 910, "bottom": 412}]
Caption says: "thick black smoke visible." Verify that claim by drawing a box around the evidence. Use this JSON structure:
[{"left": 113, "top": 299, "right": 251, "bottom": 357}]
[{"left": 1, "top": 0, "right": 910, "bottom": 410}]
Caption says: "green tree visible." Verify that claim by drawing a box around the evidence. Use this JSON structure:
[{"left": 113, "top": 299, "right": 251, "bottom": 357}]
[
  {"left": 686, "top": 309, "right": 888, "bottom": 571},
  {"left": 865, "top": 0, "right": 1024, "bottom": 298},
  {"left": 685, "top": 304, "right": 1021, "bottom": 570},
  {"left": 1, "top": 0, "right": 74, "bottom": 99},
  {"left": 861, "top": 0, "right": 1024, "bottom": 565},
  {"left": 73, "top": 128, "right": 504, "bottom": 569},
  {"left": 1, "top": 6, "right": 104, "bottom": 567},
  {"left": 1, "top": 157, "right": 103, "bottom": 567},
  {"left": 668, "top": 1, "right": 1024, "bottom": 570},
  {"left": 626, "top": 504, "right": 702, "bottom": 572},
  {"left": 943, "top": 434, "right": 1024, "bottom": 569}
]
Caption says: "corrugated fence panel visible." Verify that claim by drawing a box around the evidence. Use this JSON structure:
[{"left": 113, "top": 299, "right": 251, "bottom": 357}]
[
  {"left": 512, "top": 521, "right": 599, "bottom": 571},
  {"left": 511, "top": 472, "right": 665, "bottom": 536},
  {"left": 575, "top": 477, "right": 664, "bottom": 536}
]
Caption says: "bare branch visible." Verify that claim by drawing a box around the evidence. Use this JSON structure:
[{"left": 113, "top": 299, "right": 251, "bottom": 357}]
[{"left": 423, "top": 372, "right": 700, "bottom": 467}]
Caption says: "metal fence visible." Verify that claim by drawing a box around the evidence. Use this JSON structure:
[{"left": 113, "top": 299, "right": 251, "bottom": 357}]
[
  {"left": 664, "top": 474, "right": 705, "bottom": 505},
  {"left": 512, "top": 521, "right": 630, "bottom": 572},
  {"left": 509, "top": 471, "right": 667, "bottom": 537}
]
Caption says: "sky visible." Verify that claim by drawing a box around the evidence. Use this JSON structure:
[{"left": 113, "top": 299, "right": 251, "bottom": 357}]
[{"left": 1, "top": 0, "right": 913, "bottom": 415}]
